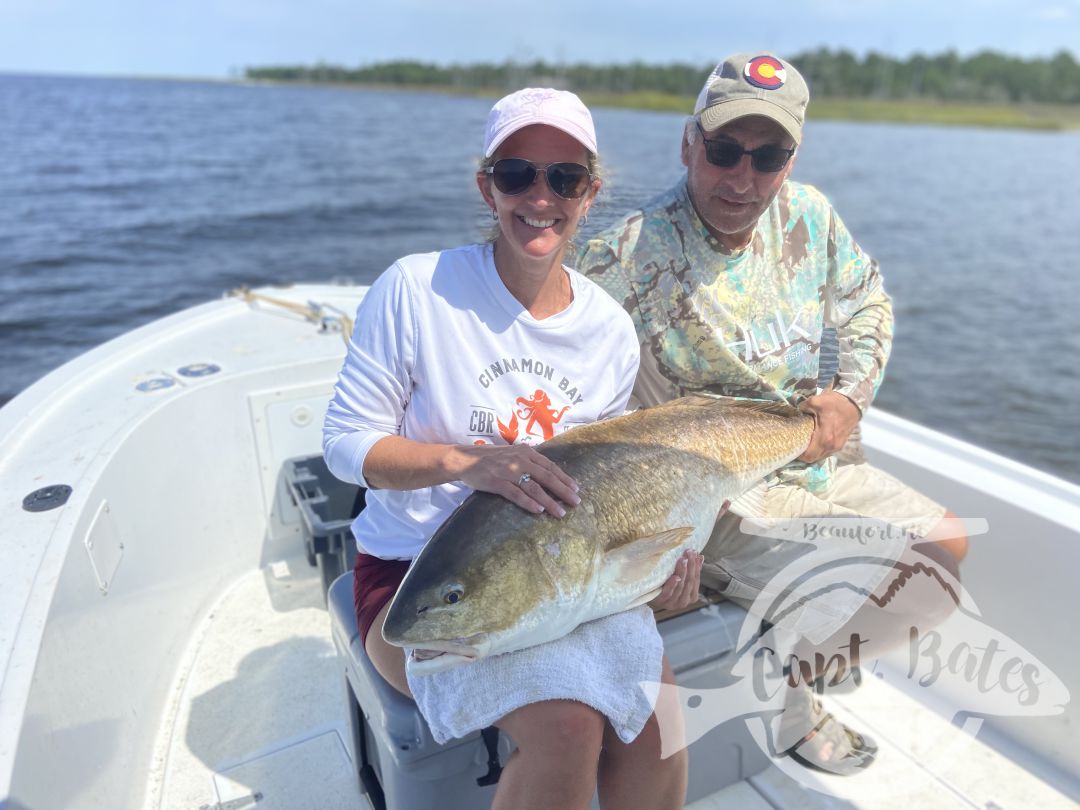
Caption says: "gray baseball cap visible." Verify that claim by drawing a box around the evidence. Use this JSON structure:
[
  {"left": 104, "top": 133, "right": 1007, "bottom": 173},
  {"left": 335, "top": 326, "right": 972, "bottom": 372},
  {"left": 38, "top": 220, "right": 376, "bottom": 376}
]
[{"left": 694, "top": 53, "right": 809, "bottom": 144}]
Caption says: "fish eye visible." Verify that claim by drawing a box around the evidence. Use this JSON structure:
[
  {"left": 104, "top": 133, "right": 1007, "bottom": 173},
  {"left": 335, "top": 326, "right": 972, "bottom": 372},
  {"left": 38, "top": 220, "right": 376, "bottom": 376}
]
[{"left": 442, "top": 585, "right": 464, "bottom": 605}]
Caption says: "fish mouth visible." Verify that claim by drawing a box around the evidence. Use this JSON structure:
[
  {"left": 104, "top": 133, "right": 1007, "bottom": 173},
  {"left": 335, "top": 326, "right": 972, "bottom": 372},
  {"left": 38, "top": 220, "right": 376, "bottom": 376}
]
[
  {"left": 409, "top": 651, "right": 475, "bottom": 674},
  {"left": 407, "top": 634, "right": 491, "bottom": 668}
]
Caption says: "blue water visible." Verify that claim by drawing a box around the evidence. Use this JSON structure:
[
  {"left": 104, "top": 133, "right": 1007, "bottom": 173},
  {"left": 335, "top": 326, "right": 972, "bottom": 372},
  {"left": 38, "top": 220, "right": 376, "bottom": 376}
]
[{"left": 1, "top": 74, "right": 1078, "bottom": 483}]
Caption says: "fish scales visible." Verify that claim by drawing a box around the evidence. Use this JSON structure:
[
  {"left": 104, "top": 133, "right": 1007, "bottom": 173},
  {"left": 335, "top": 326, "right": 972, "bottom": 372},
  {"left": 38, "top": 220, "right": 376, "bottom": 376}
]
[{"left": 384, "top": 396, "right": 814, "bottom": 669}]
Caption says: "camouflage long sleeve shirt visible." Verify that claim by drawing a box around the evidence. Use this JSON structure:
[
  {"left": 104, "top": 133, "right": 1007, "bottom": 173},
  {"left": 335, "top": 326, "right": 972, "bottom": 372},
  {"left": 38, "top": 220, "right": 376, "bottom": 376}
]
[{"left": 577, "top": 177, "right": 893, "bottom": 492}]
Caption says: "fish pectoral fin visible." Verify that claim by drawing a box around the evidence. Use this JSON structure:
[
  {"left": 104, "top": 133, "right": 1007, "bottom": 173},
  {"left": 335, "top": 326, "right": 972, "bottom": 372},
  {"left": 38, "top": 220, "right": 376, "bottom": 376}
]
[
  {"left": 626, "top": 587, "right": 663, "bottom": 609},
  {"left": 605, "top": 526, "right": 694, "bottom": 586}
]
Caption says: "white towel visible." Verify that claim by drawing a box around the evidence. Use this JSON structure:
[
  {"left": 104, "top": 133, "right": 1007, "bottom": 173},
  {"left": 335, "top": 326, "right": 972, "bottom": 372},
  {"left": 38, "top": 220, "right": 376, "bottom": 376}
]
[{"left": 406, "top": 605, "right": 664, "bottom": 745}]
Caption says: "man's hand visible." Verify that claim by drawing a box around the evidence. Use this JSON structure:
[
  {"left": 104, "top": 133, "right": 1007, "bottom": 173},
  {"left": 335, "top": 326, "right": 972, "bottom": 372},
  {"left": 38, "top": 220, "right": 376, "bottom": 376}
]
[{"left": 798, "top": 390, "right": 861, "bottom": 463}]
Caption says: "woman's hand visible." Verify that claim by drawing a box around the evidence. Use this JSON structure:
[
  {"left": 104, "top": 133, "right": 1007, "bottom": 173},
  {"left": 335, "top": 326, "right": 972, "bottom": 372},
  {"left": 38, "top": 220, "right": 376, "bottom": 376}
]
[
  {"left": 650, "top": 550, "right": 704, "bottom": 611},
  {"left": 448, "top": 443, "right": 581, "bottom": 517}
]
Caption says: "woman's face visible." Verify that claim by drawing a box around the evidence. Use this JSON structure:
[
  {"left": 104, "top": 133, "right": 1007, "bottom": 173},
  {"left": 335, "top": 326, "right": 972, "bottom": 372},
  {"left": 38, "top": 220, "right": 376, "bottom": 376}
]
[{"left": 477, "top": 124, "right": 599, "bottom": 265}]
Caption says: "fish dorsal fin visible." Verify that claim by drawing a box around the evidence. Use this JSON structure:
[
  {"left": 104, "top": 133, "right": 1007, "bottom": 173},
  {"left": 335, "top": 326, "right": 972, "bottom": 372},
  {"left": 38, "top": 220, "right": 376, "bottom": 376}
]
[
  {"left": 605, "top": 527, "right": 694, "bottom": 587},
  {"left": 692, "top": 395, "right": 804, "bottom": 419}
]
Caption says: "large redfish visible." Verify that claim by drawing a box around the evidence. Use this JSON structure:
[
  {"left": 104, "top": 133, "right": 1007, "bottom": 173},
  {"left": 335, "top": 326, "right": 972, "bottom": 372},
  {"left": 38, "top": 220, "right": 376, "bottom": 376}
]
[{"left": 382, "top": 397, "right": 813, "bottom": 670}]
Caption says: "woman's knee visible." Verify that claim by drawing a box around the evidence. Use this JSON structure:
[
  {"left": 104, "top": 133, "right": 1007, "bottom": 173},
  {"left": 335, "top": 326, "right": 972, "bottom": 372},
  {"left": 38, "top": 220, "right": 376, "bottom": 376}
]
[{"left": 498, "top": 701, "right": 606, "bottom": 761}]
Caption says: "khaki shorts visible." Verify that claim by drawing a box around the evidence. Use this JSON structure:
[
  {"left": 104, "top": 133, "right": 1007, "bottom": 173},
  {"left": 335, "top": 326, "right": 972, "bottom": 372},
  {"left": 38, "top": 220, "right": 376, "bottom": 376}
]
[{"left": 700, "top": 461, "right": 947, "bottom": 640}]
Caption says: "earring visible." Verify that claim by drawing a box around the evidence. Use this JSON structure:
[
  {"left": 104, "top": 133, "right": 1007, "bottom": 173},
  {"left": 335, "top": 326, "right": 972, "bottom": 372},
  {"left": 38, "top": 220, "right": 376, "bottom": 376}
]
[
  {"left": 491, "top": 209, "right": 498, "bottom": 221},
  {"left": 579, "top": 214, "right": 588, "bottom": 226}
]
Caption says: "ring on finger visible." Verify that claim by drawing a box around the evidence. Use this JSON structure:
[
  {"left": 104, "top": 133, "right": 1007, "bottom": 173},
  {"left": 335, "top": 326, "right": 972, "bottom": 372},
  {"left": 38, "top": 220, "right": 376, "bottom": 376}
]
[{"left": 517, "top": 472, "right": 531, "bottom": 487}]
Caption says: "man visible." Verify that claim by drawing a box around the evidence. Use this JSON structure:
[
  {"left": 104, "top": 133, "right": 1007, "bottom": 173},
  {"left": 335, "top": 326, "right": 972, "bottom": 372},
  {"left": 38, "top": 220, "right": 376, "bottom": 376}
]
[{"left": 579, "top": 53, "right": 968, "bottom": 776}]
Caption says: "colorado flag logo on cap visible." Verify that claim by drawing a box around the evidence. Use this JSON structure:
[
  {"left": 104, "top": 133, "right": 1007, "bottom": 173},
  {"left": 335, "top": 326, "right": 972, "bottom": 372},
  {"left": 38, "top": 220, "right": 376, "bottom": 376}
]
[{"left": 744, "top": 55, "right": 786, "bottom": 90}]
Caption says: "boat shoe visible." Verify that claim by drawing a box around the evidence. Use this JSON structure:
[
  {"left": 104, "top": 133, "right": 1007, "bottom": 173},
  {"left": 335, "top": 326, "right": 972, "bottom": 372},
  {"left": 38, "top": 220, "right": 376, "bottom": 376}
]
[{"left": 775, "top": 684, "right": 878, "bottom": 776}]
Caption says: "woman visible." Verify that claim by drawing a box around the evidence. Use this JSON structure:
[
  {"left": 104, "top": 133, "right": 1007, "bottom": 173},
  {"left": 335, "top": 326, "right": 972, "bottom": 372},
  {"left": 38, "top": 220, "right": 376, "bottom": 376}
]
[{"left": 323, "top": 88, "right": 702, "bottom": 810}]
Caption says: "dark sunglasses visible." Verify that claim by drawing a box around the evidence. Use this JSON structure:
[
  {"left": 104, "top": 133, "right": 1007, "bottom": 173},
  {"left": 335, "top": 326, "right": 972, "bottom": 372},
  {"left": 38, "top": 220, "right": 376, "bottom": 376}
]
[
  {"left": 486, "top": 158, "right": 593, "bottom": 200},
  {"left": 695, "top": 121, "right": 795, "bottom": 173}
]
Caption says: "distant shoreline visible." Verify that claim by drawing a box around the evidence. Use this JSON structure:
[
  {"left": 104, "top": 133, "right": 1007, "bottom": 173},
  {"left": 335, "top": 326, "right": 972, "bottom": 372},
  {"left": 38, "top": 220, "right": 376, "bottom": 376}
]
[
  {"left": 6, "top": 72, "right": 1077, "bottom": 131},
  {"left": 244, "top": 79, "right": 1080, "bottom": 131},
  {"left": 584, "top": 91, "right": 1080, "bottom": 131}
]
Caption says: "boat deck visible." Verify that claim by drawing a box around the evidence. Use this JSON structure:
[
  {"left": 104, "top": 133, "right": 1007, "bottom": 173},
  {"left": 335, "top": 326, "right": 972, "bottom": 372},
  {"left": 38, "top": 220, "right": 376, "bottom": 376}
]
[{"left": 148, "top": 559, "right": 1077, "bottom": 810}]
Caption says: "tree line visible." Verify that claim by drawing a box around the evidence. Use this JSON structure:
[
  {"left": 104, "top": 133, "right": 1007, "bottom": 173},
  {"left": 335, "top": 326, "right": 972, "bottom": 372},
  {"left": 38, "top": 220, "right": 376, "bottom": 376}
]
[{"left": 245, "top": 48, "right": 1080, "bottom": 106}]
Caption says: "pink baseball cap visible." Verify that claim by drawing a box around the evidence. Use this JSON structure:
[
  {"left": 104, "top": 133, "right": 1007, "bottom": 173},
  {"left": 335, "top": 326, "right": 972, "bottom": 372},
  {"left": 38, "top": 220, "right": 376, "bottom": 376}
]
[{"left": 483, "top": 87, "right": 598, "bottom": 157}]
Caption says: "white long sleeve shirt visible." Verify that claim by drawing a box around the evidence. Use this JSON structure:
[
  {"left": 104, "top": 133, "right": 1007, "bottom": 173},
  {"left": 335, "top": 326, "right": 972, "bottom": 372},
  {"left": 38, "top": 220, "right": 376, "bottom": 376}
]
[{"left": 323, "top": 243, "right": 639, "bottom": 560}]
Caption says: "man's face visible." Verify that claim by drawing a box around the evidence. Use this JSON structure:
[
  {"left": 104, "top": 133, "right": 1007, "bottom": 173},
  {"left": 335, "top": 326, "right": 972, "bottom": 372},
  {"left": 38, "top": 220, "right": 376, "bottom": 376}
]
[{"left": 682, "top": 115, "right": 797, "bottom": 250}]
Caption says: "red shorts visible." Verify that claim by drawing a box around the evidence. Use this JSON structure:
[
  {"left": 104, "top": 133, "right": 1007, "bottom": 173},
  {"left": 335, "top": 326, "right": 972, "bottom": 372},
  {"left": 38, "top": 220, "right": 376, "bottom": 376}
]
[{"left": 354, "top": 551, "right": 411, "bottom": 647}]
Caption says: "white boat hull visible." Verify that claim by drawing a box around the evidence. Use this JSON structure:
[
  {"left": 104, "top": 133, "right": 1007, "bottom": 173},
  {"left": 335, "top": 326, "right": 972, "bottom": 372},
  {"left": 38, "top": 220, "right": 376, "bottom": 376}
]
[{"left": 2, "top": 285, "right": 1077, "bottom": 808}]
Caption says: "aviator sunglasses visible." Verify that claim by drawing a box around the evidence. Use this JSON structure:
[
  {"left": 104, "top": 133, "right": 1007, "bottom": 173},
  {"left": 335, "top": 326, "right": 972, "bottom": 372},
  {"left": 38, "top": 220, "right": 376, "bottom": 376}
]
[
  {"left": 695, "top": 121, "right": 796, "bottom": 173},
  {"left": 486, "top": 158, "right": 593, "bottom": 200}
]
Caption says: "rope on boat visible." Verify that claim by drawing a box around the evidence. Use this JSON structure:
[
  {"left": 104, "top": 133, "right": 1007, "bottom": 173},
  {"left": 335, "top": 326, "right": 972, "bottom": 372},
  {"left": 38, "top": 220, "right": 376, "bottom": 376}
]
[{"left": 227, "top": 287, "right": 354, "bottom": 343}]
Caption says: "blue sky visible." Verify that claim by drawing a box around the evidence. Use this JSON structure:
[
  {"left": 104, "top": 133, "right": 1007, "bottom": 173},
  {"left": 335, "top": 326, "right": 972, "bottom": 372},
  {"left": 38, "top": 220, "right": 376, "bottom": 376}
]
[{"left": 2, "top": 0, "right": 1078, "bottom": 77}]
